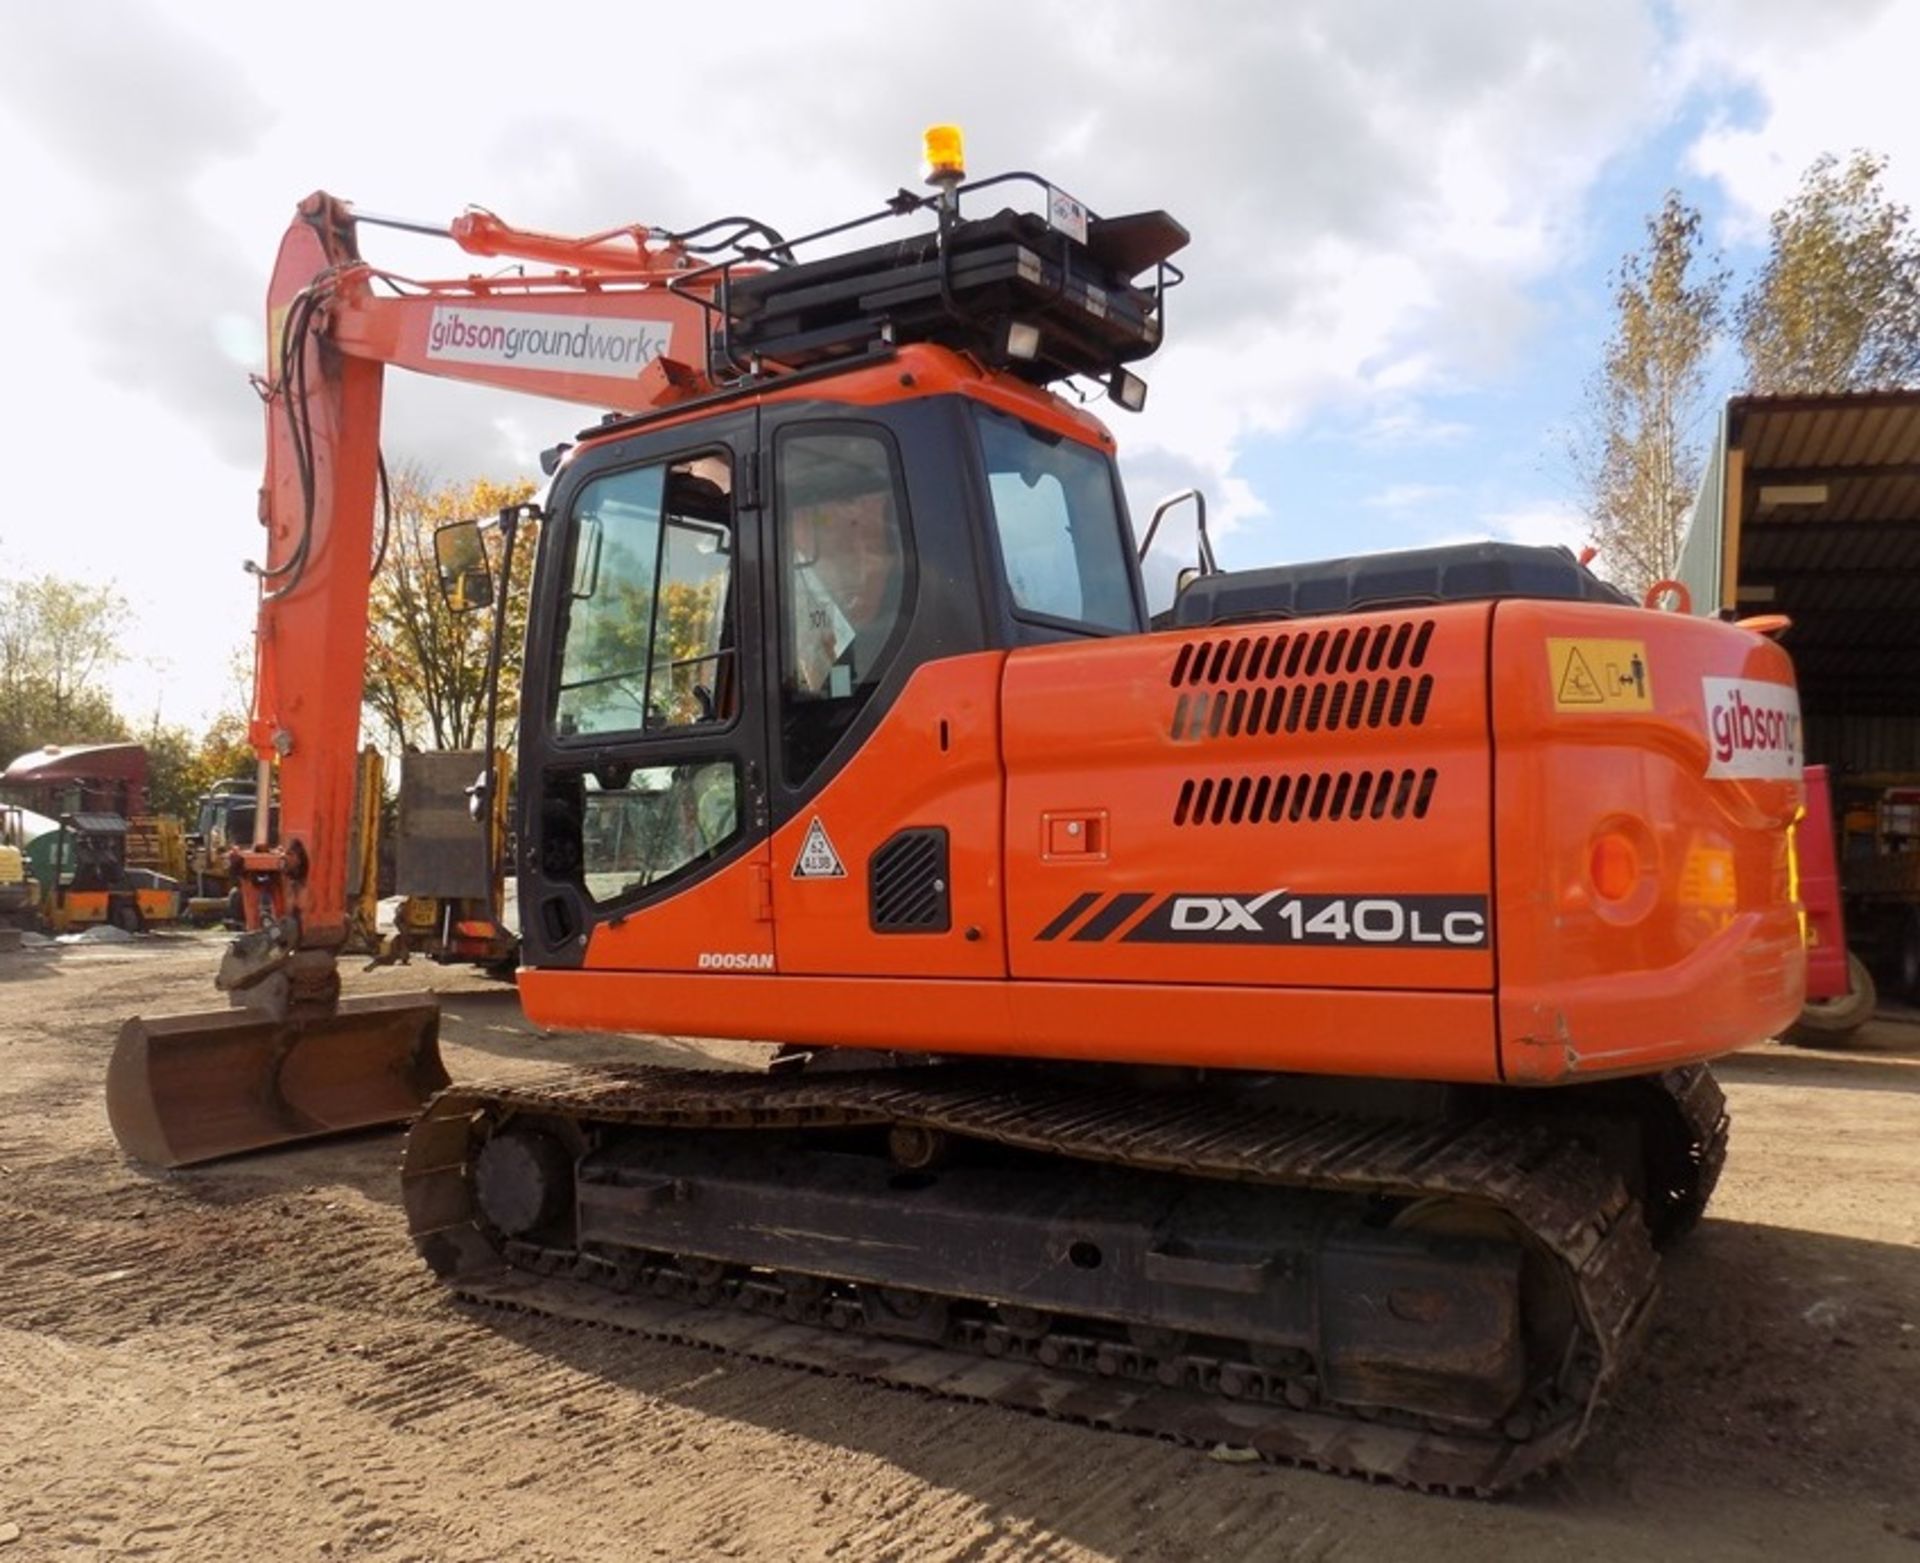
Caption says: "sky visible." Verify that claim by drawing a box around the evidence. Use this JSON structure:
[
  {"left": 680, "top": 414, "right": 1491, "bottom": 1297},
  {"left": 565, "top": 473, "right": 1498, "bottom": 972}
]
[{"left": 2, "top": 0, "right": 1918, "bottom": 733}]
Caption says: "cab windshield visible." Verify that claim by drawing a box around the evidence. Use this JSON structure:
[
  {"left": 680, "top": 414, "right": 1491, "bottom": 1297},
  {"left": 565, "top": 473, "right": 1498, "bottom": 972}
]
[{"left": 973, "top": 405, "right": 1140, "bottom": 633}]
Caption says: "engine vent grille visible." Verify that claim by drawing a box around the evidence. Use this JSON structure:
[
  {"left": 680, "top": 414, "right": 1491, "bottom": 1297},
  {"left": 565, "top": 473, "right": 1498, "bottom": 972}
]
[
  {"left": 1167, "top": 620, "right": 1437, "bottom": 743},
  {"left": 1171, "top": 673, "right": 1433, "bottom": 741},
  {"left": 1174, "top": 768, "right": 1438, "bottom": 827},
  {"left": 869, "top": 828, "right": 951, "bottom": 933},
  {"left": 1172, "top": 619, "right": 1435, "bottom": 687}
]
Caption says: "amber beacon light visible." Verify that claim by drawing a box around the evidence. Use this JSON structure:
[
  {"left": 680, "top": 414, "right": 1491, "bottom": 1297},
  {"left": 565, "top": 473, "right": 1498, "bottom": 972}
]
[{"left": 923, "top": 124, "right": 966, "bottom": 187}]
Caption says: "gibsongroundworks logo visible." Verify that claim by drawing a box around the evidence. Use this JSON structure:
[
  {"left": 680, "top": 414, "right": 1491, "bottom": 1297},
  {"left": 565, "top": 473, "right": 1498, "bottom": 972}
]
[
  {"left": 1702, "top": 676, "right": 1802, "bottom": 781},
  {"left": 426, "top": 306, "right": 673, "bottom": 375}
]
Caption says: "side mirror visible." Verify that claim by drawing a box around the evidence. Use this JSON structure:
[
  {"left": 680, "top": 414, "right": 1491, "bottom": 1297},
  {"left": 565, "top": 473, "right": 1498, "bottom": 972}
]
[
  {"left": 1138, "top": 488, "right": 1216, "bottom": 574},
  {"left": 465, "top": 764, "right": 493, "bottom": 824},
  {"left": 433, "top": 521, "right": 494, "bottom": 613}
]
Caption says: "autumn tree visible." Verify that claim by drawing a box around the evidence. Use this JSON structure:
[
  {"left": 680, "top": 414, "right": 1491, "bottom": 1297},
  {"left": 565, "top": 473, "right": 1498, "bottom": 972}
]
[
  {"left": 560, "top": 548, "right": 727, "bottom": 735},
  {"left": 0, "top": 571, "right": 131, "bottom": 765},
  {"left": 363, "top": 468, "right": 538, "bottom": 753},
  {"left": 1573, "top": 192, "right": 1729, "bottom": 598},
  {"left": 1740, "top": 151, "right": 1920, "bottom": 395},
  {"left": 142, "top": 711, "right": 255, "bottom": 819}
]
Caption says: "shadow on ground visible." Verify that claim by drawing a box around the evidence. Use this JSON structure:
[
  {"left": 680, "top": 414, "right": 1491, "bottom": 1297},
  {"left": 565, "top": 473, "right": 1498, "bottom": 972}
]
[{"left": 444, "top": 1212, "right": 1919, "bottom": 1558}]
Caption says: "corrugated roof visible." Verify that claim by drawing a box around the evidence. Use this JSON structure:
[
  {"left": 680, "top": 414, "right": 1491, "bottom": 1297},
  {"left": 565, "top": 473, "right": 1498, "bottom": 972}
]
[
  {"left": 1730, "top": 391, "right": 1920, "bottom": 716},
  {"left": 1733, "top": 390, "right": 1920, "bottom": 471}
]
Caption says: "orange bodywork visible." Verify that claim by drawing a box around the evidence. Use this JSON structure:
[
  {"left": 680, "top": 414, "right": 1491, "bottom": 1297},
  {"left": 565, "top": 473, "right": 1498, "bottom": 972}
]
[
  {"left": 1491, "top": 601, "right": 1803, "bottom": 1081},
  {"left": 522, "top": 600, "right": 1804, "bottom": 1086},
  {"left": 244, "top": 189, "right": 1801, "bottom": 1094}
]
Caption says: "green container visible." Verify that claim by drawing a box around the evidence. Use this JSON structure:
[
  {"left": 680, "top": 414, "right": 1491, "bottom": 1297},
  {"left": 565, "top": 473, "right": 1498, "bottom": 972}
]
[{"left": 23, "top": 826, "right": 66, "bottom": 892}]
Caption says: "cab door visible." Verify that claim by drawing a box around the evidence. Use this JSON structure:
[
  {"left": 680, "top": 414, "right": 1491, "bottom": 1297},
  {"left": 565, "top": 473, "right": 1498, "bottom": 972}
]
[
  {"left": 758, "top": 401, "right": 1009, "bottom": 979},
  {"left": 516, "top": 408, "right": 775, "bottom": 973}
]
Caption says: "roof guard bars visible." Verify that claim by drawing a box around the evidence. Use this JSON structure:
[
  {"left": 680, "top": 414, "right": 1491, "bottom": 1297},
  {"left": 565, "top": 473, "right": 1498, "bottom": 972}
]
[{"left": 661, "top": 170, "right": 1184, "bottom": 389}]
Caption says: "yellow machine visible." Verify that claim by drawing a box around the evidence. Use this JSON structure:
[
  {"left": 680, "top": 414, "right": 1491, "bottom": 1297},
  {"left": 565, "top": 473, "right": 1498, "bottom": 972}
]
[
  {"left": 0, "top": 828, "right": 32, "bottom": 929},
  {"left": 348, "top": 746, "right": 518, "bottom": 976},
  {"left": 40, "top": 814, "right": 180, "bottom": 934}
]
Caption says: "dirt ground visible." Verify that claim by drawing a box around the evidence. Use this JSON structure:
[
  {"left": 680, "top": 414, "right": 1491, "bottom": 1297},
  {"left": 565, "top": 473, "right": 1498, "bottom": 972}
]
[{"left": 1, "top": 937, "right": 1916, "bottom": 1562}]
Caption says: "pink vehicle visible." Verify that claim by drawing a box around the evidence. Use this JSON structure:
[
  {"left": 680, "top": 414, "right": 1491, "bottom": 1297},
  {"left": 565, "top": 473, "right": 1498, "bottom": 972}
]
[{"left": 1792, "top": 763, "right": 1870, "bottom": 1041}]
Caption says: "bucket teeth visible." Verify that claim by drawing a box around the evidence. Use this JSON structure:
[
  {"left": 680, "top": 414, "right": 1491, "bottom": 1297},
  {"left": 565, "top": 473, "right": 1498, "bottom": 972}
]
[{"left": 106, "top": 993, "right": 446, "bottom": 1168}]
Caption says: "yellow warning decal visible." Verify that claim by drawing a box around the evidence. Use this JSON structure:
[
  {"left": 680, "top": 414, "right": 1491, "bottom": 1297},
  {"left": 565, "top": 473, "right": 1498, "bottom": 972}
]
[{"left": 1546, "top": 638, "right": 1653, "bottom": 711}]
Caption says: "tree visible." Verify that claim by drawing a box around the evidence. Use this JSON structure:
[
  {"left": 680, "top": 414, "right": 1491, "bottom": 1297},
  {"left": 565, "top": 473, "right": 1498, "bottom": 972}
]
[
  {"left": 142, "top": 712, "right": 255, "bottom": 819},
  {"left": 1740, "top": 151, "right": 1920, "bottom": 395},
  {"left": 140, "top": 724, "right": 199, "bottom": 820},
  {"left": 1574, "top": 192, "right": 1729, "bottom": 598},
  {"left": 0, "top": 572, "right": 131, "bottom": 766},
  {"left": 363, "top": 468, "right": 539, "bottom": 754}
]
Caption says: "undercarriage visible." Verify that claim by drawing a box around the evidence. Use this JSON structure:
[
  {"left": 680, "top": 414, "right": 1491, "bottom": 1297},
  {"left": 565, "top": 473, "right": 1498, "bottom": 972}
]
[{"left": 403, "top": 1062, "right": 1724, "bottom": 1495}]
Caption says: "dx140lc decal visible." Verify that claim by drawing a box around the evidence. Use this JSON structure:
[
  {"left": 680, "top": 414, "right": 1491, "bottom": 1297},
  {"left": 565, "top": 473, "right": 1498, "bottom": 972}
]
[{"left": 1037, "top": 891, "right": 1490, "bottom": 948}]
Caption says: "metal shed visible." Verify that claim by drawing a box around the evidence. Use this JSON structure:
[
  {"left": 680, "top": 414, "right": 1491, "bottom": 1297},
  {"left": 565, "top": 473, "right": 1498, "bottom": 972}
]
[
  {"left": 1679, "top": 389, "right": 1920, "bottom": 990},
  {"left": 1728, "top": 392, "right": 1920, "bottom": 723}
]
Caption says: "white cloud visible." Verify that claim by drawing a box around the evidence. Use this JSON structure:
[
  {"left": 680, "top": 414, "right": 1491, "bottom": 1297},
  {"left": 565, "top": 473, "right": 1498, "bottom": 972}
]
[
  {"left": 1678, "top": 0, "right": 1920, "bottom": 241},
  {"left": 1364, "top": 483, "right": 1461, "bottom": 511},
  {"left": 0, "top": 0, "right": 1798, "bottom": 738},
  {"left": 1345, "top": 405, "right": 1477, "bottom": 451},
  {"left": 1104, "top": 2, "right": 1672, "bottom": 514},
  {"left": 0, "top": 5, "right": 272, "bottom": 464},
  {"left": 1479, "top": 500, "right": 1594, "bottom": 552},
  {"left": 1423, "top": 500, "right": 1595, "bottom": 562}
]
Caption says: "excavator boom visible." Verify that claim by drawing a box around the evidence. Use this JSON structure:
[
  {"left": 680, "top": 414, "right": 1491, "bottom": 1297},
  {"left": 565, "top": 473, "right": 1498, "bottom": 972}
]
[
  {"left": 106, "top": 190, "right": 749, "bottom": 1166},
  {"left": 108, "top": 166, "right": 1184, "bottom": 1167}
]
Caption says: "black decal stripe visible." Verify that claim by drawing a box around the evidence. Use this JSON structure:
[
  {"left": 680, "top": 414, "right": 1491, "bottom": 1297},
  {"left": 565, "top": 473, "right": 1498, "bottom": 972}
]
[
  {"left": 1035, "top": 892, "right": 1103, "bottom": 942},
  {"left": 1071, "top": 891, "right": 1153, "bottom": 942}
]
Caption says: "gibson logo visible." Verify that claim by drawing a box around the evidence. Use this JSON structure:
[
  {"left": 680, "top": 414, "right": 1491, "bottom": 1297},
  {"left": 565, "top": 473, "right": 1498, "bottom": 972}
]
[{"left": 1702, "top": 678, "right": 1802, "bottom": 780}]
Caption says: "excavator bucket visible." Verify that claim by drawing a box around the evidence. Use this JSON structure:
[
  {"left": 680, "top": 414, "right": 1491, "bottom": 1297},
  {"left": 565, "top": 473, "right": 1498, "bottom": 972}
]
[{"left": 106, "top": 993, "right": 447, "bottom": 1169}]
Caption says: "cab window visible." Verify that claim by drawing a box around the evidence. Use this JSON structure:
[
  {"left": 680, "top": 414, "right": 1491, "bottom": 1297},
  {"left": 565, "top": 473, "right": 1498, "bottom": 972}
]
[
  {"left": 975, "top": 405, "right": 1139, "bottom": 633},
  {"left": 554, "top": 454, "right": 735, "bottom": 739},
  {"left": 575, "top": 760, "right": 739, "bottom": 906},
  {"left": 777, "top": 430, "right": 911, "bottom": 784}
]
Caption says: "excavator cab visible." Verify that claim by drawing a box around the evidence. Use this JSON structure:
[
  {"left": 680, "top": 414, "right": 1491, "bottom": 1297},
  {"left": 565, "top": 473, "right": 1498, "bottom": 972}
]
[{"left": 510, "top": 380, "right": 1151, "bottom": 977}]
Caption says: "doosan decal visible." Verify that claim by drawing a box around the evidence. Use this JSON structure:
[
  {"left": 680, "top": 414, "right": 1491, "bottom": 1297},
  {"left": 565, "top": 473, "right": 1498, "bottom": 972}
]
[
  {"left": 1701, "top": 678, "right": 1802, "bottom": 781},
  {"left": 698, "top": 951, "right": 775, "bottom": 971},
  {"left": 425, "top": 306, "right": 674, "bottom": 376}
]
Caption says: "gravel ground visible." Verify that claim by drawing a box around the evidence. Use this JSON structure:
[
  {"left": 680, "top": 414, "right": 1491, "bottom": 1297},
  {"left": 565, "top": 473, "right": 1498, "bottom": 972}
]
[{"left": 1, "top": 935, "right": 1916, "bottom": 1561}]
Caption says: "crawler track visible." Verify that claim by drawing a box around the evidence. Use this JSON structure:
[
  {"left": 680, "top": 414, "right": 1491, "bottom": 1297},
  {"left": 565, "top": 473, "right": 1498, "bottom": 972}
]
[
  {"left": 402, "top": 1066, "right": 1722, "bottom": 1496},
  {"left": 1638, "top": 1064, "right": 1729, "bottom": 1240}
]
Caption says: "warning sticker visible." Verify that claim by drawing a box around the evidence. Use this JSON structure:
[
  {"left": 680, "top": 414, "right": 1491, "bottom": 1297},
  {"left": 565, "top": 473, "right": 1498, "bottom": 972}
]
[
  {"left": 792, "top": 816, "right": 847, "bottom": 879},
  {"left": 1547, "top": 638, "right": 1653, "bottom": 712}
]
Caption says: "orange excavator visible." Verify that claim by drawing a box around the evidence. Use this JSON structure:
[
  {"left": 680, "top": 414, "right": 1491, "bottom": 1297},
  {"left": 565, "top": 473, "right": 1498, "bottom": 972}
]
[{"left": 107, "top": 132, "right": 1806, "bottom": 1494}]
